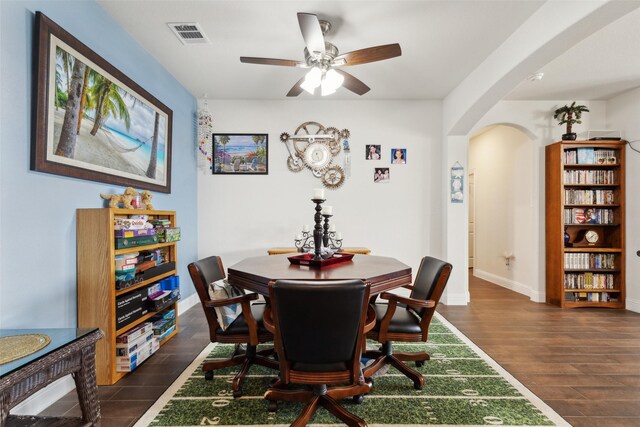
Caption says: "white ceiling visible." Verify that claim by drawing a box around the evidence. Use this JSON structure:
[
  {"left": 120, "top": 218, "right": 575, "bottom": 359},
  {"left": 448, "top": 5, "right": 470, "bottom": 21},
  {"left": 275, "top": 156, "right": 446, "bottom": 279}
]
[
  {"left": 98, "top": 0, "right": 640, "bottom": 102},
  {"left": 507, "top": 6, "right": 640, "bottom": 101},
  {"left": 97, "top": 0, "right": 546, "bottom": 100}
]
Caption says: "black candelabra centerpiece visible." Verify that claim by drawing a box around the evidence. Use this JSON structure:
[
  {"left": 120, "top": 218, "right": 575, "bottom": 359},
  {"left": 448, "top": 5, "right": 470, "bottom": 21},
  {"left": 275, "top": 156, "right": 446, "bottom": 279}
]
[
  {"left": 294, "top": 189, "right": 343, "bottom": 257},
  {"left": 311, "top": 198, "right": 324, "bottom": 260}
]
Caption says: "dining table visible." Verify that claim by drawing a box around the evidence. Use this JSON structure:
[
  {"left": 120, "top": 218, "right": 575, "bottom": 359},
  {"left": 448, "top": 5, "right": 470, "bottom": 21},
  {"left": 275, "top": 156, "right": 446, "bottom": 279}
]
[{"left": 227, "top": 253, "right": 412, "bottom": 298}]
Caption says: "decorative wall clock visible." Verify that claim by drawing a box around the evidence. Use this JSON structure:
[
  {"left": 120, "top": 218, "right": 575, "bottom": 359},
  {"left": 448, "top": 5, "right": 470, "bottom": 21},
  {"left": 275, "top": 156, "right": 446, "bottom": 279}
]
[{"left": 280, "top": 121, "right": 350, "bottom": 189}]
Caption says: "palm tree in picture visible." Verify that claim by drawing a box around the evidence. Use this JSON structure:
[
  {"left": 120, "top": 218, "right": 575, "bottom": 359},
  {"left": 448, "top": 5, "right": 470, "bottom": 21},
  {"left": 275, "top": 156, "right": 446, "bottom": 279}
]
[
  {"left": 146, "top": 112, "right": 160, "bottom": 179},
  {"left": 252, "top": 135, "right": 265, "bottom": 159},
  {"left": 219, "top": 135, "right": 230, "bottom": 167},
  {"left": 56, "top": 47, "right": 73, "bottom": 94},
  {"left": 76, "top": 67, "right": 98, "bottom": 134},
  {"left": 89, "top": 75, "right": 131, "bottom": 136},
  {"left": 55, "top": 59, "right": 86, "bottom": 158}
]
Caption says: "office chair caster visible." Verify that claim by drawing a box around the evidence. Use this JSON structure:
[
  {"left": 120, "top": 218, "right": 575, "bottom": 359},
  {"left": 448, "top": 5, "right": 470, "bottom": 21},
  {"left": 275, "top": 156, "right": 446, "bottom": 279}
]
[
  {"left": 204, "top": 370, "right": 214, "bottom": 380},
  {"left": 415, "top": 361, "right": 425, "bottom": 367},
  {"left": 353, "top": 394, "right": 364, "bottom": 404},
  {"left": 268, "top": 401, "right": 278, "bottom": 412},
  {"left": 233, "top": 389, "right": 242, "bottom": 398}
]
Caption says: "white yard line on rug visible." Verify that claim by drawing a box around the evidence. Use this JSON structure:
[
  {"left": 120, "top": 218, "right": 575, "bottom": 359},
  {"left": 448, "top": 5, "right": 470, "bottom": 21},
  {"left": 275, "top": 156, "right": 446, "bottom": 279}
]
[{"left": 134, "top": 312, "right": 571, "bottom": 427}]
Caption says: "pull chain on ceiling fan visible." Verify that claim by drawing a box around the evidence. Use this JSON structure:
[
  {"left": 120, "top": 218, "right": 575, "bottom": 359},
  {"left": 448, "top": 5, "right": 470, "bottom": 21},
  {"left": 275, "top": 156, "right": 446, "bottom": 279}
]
[{"left": 240, "top": 12, "right": 402, "bottom": 97}]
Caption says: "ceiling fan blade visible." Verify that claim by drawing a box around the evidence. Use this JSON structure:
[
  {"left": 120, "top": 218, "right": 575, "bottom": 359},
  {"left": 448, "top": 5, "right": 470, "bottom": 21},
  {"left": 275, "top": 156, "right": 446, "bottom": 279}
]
[
  {"left": 334, "top": 43, "right": 402, "bottom": 66},
  {"left": 286, "top": 76, "right": 307, "bottom": 97},
  {"left": 297, "top": 13, "right": 325, "bottom": 56},
  {"left": 335, "top": 69, "right": 370, "bottom": 95},
  {"left": 240, "top": 57, "right": 307, "bottom": 67}
]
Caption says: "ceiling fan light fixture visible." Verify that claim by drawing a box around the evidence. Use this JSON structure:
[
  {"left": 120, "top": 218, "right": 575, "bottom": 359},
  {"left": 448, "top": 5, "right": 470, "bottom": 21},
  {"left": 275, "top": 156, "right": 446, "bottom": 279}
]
[
  {"left": 320, "top": 69, "right": 344, "bottom": 96},
  {"left": 301, "top": 67, "right": 322, "bottom": 94},
  {"left": 300, "top": 79, "right": 317, "bottom": 95}
]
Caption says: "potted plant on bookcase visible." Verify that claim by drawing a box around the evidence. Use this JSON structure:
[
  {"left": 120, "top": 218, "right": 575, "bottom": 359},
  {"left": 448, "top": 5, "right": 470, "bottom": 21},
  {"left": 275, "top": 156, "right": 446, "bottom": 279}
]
[{"left": 553, "top": 102, "right": 589, "bottom": 140}]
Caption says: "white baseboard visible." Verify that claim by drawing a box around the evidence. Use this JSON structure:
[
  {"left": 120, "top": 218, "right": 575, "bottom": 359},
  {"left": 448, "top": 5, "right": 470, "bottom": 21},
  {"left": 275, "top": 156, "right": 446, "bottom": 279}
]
[
  {"left": 12, "top": 376, "right": 75, "bottom": 416},
  {"left": 626, "top": 297, "right": 640, "bottom": 313},
  {"left": 13, "top": 293, "right": 201, "bottom": 416},
  {"left": 442, "top": 292, "right": 469, "bottom": 305},
  {"left": 178, "top": 292, "right": 199, "bottom": 313},
  {"left": 474, "top": 269, "right": 544, "bottom": 302}
]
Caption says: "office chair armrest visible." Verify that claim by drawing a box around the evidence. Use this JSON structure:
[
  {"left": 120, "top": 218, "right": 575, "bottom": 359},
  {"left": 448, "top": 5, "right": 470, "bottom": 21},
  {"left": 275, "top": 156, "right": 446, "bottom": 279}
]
[
  {"left": 364, "top": 305, "right": 376, "bottom": 334},
  {"left": 380, "top": 292, "right": 435, "bottom": 309},
  {"left": 263, "top": 306, "right": 276, "bottom": 334},
  {"left": 204, "top": 292, "right": 259, "bottom": 308}
]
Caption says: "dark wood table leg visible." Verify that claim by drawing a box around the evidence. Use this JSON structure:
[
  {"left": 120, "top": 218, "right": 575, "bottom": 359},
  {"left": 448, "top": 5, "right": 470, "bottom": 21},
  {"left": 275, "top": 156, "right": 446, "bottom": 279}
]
[{"left": 72, "top": 343, "right": 101, "bottom": 426}]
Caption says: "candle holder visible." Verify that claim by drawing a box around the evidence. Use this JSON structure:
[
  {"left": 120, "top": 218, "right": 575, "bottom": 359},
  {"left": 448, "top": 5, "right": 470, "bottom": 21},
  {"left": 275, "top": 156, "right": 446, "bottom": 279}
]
[
  {"left": 326, "top": 231, "right": 343, "bottom": 250},
  {"left": 294, "top": 230, "right": 314, "bottom": 252},
  {"left": 322, "top": 214, "right": 332, "bottom": 248},
  {"left": 311, "top": 198, "right": 325, "bottom": 261}
]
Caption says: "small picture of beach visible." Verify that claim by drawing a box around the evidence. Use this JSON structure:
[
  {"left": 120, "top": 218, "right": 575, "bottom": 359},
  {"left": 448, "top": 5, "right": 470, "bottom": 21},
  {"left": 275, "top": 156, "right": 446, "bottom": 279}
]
[
  {"left": 213, "top": 134, "right": 268, "bottom": 174},
  {"left": 34, "top": 20, "right": 172, "bottom": 193}
]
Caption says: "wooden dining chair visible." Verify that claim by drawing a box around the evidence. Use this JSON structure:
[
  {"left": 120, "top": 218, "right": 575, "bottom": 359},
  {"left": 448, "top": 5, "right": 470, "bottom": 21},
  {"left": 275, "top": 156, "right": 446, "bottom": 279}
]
[
  {"left": 363, "top": 256, "right": 452, "bottom": 389},
  {"left": 264, "top": 279, "right": 375, "bottom": 427},
  {"left": 188, "top": 256, "right": 278, "bottom": 397}
]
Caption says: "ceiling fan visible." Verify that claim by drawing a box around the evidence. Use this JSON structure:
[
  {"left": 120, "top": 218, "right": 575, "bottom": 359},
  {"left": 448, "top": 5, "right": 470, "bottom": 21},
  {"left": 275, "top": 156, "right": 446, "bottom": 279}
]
[{"left": 240, "top": 12, "right": 402, "bottom": 97}]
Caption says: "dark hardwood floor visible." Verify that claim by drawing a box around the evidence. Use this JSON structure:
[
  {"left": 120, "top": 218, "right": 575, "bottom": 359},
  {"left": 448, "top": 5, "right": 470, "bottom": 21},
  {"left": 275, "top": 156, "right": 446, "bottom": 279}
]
[
  {"left": 438, "top": 272, "right": 640, "bottom": 427},
  {"left": 41, "top": 273, "right": 640, "bottom": 426}
]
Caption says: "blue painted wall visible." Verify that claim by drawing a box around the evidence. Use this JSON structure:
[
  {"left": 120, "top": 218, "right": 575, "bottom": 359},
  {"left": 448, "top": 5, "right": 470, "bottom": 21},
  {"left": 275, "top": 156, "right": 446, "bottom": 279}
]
[{"left": 0, "top": 0, "right": 197, "bottom": 328}]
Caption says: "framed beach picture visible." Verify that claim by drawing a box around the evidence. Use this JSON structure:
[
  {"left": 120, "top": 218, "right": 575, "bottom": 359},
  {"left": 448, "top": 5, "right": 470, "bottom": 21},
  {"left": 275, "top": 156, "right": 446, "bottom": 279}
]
[
  {"left": 212, "top": 134, "right": 268, "bottom": 174},
  {"left": 32, "top": 12, "right": 173, "bottom": 193}
]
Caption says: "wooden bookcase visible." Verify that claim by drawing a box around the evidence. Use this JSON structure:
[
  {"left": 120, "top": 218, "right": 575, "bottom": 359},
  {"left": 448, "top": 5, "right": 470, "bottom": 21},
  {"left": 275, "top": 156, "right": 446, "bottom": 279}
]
[
  {"left": 545, "top": 140, "right": 625, "bottom": 308},
  {"left": 77, "top": 208, "right": 179, "bottom": 385}
]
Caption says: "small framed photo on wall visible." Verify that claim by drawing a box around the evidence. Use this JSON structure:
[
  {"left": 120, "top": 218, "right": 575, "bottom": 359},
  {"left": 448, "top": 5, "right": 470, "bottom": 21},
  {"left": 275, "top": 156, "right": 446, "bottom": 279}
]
[
  {"left": 374, "top": 168, "right": 390, "bottom": 183},
  {"left": 391, "top": 148, "right": 406, "bottom": 164},
  {"left": 366, "top": 144, "right": 381, "bottom": 160}
]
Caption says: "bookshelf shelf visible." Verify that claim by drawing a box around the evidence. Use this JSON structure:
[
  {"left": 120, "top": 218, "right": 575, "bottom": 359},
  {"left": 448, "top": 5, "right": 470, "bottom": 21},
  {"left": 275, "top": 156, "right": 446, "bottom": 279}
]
[
  {"left": 77, "top": 208, "right": 179, "bottom": 385},
  {"left": 545, "top": 140, "right": 625, "bottom": 309}
]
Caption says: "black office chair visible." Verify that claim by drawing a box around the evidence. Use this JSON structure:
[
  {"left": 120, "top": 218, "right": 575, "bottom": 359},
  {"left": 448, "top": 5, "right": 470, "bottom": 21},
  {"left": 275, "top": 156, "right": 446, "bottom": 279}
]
[
  {"left": 188, "top": 256, "right": 278, "bottom": 397},
  {"left": 264, "top": 280, "right": 375, "bottom": 427},
  {"left": 363, "top": 256, "right": 452, "bottom": 389}
]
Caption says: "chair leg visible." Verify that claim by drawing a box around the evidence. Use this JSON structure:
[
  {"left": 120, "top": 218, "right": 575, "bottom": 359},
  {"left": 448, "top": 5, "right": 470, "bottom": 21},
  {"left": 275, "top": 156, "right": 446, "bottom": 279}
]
[
  {"left": 231, "top": 358, "right": 252, "bottom": 397},
  {"left": 255, "top": 354, "right": 279, "bottom": 370},
  {"left": 202, "top": 353, "right": 245, "bottom": 379},
  {"left": 364, "top": 342, "right": 426, "bottom": 389},
  {"left": 291, "top": 396, "right": 320, "bottom": 427},
  {"left": 388, "top": 355, "right": 425, "bottom": 389},
  {"left": 264, "top": 387, "right": 315, "bottom": 403},
  {"left": 321, "top": 395, "right": 367, "bottom": 427},
  {"left": 395, "top": 351, "right": 430, "bottom": 362}
]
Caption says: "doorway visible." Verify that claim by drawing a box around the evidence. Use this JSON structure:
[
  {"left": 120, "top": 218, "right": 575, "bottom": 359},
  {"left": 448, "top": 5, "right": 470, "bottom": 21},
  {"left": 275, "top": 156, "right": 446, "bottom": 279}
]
[{"left": 468, "top": 124, "right": 537, "bottom": 299}]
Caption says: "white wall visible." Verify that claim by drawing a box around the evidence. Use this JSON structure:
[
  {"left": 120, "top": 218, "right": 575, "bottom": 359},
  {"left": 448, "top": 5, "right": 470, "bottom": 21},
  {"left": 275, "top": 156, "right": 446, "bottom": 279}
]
[
  {"left": 469, "top": 125, "right": 534, "bottom": 296},
  {"left": 197, "top": 100, "right": 442, "bottom": 275},
  {"left": 606, "top": 86, "right": 640, "bottom": 313},
  {"left": 465, "top": 100, "right": 607, "bottom": 302}
]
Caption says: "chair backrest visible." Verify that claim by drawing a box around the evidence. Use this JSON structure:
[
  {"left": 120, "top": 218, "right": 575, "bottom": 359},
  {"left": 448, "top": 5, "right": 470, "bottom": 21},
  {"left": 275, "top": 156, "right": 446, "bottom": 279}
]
[
  {"left": 409, "top": 256, "right": 453, "bottom": 318},
  {"left": 269, "top": 280, "right": 370, "bottom": 377},
  {"left": 188, "top": 256, "right": 226, "bottom": 339}
]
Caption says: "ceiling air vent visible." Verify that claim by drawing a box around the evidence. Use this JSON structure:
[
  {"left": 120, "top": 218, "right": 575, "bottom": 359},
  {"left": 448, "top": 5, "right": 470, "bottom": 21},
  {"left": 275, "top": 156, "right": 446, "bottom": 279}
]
[{"left": 168, "top": 22, "right": 210, "bottom": 45}]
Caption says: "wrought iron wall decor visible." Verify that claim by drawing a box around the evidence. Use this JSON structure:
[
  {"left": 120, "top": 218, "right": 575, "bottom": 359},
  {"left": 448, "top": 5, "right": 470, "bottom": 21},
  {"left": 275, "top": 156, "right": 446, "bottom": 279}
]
[{"left": 280, "top": 121, "right": 350, "bottom": 189}]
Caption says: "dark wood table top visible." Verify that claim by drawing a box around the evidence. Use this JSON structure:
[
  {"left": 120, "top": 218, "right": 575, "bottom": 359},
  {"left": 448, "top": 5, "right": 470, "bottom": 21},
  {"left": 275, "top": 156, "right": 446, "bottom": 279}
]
[{"left": 227, "top": 254, "right": 412, "bottom": 297}]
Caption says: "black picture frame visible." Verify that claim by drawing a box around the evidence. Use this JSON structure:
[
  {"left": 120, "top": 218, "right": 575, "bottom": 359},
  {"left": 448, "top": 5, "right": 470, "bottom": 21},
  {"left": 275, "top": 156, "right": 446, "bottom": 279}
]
[
  {"left": 212, "top": 133, "right": 269, "bottom": 175},
  {"left": 32, "top": 12, "right": 173, "bottom": 193}
]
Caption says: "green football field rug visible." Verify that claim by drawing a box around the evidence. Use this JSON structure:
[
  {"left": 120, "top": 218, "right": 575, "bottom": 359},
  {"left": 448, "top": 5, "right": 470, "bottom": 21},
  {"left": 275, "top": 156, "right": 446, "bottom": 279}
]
[{"left": 135, "top": 313, "right": 569, "bottom": 426}]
